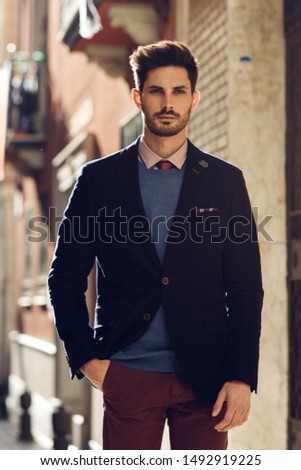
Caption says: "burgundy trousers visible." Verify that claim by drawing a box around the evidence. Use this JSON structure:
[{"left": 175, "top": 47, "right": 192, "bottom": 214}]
[{"left": 102, "top": 361, "right": 228, "bottom": 450}]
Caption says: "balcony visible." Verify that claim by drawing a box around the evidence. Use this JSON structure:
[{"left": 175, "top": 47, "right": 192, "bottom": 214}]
[
  {"left": 5, "top": 52, "right": 46, "bottom": 170},
  {"left": 56, "top": 1, "right": 170, "bottom": 80}
]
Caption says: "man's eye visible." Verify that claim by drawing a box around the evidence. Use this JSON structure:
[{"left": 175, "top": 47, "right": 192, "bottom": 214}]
[
  {"left": 150, "top": 89, "right": 162, "bottom": 94},
  {"left": 174, "top": 89, "right": 185, "bottom": 94}
]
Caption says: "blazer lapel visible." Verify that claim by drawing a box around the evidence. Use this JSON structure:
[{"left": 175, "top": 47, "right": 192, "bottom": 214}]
[
  {"left": 116, "top": 138, "right": 162, "bottom": 272},
  {"left": 115, "top": 138, "right": 211, "bottom": 272},
  {"left": 162, "top": 140, "right": 212, "bottom": 266},
  {"left": 173, "top": 139, "right": 210, "bottom": 218}
]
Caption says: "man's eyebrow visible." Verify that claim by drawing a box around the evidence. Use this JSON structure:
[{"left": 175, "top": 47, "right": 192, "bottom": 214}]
[
  {"left": 146, "top": 85, "right": 164, "bottom": 90},
  {"left": 173, "top": 85, "right": 189, "bottom": 91},
  {"left": 146, "top": 85, "right": 189, "bottom": 90}
]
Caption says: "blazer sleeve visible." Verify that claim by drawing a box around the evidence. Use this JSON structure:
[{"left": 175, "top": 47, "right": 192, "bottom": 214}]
[
  {"left": 48, "top": 165, "right": 99, "bottom": 378},
  {"left": 222, "top": 169, "right": 264, "bottom": 391}
]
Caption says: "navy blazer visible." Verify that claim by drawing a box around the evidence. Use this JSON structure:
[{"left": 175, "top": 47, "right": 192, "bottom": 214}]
[{"left": 48, "top": 137, "right": 264, "bottom": 405}]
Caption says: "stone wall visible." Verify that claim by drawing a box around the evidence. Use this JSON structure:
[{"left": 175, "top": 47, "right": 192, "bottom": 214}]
[{"left": 227, "top": 0, "right": 287, "bottom": 450}]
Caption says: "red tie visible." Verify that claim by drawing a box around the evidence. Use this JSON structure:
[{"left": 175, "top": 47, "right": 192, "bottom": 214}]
[{"left": 155, "top": 160, "right": 174, "bottom": 170}]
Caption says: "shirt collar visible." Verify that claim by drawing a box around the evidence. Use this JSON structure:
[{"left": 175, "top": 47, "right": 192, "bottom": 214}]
[{"left": 138, "top": 135, "right": 188, "bottom": 170}]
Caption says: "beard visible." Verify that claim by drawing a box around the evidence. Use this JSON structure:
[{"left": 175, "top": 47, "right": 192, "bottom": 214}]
[{"left": 142, "top": 106, "right": 192, "bottom": 137}]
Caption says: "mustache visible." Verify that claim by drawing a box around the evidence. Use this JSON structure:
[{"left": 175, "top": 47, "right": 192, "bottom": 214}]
[{"left": 154, "top": 109, "right": 180, "bottom": 118}]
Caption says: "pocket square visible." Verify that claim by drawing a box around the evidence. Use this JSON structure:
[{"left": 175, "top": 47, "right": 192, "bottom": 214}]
[{"left": 197, "top": 207, "right": 219, "bottom": 213}]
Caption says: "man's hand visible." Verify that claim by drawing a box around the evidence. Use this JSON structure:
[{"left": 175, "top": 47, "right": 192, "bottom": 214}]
[
  {"left": 80, "top": 358, "right": 111, "bottom": 391},
  {"left": 212, "top": 381, "right": 251, "bottom": 432}
]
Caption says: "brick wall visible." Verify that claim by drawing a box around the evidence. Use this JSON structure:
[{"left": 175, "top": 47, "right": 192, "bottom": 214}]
[{"left": 188, "top": 0, "right": 229, "bottom": 159}]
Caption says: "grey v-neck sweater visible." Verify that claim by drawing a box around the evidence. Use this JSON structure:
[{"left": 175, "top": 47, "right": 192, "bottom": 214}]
[{"left": 110, "top": 161, "right": 185, "bottom": 371}]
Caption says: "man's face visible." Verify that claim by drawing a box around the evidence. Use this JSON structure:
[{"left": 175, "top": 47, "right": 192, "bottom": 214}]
[{"left": 132, "top": 66, "right": 199, "bottom": 137}]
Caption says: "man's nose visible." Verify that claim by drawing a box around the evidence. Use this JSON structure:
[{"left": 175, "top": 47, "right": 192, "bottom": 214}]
[{"left": 161, "top": 93, "right": 173, "bottom": 110}]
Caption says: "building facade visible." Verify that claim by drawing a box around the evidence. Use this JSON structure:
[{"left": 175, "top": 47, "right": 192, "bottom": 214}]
[{"left": 0, "top": 0, "right": 300, "bottom": 450}]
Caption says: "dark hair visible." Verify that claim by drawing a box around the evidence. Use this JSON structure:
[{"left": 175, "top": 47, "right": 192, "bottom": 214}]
[{"left": 129, "top": 40, "right": 199, "bottom": 92}]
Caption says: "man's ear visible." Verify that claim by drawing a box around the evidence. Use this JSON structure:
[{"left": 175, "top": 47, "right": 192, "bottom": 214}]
[
  {"left": 192, "top": 90, "right": 200, "bottom": 110},
  {"left": 131, "top": 88, "right": 142, "bottom": 110}
]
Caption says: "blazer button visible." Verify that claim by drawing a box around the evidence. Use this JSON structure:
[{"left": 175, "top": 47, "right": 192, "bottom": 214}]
[
  {"left": 143, "top": 313, "right": 151, "bottom": 321},
  {"left": 162, "top": 276, "right": 170, "bottom": 285}
]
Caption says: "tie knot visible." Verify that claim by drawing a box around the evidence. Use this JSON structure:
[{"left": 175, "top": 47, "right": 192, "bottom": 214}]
[{"left": 155, "top": 160, "right": 174, "bottom": 170}]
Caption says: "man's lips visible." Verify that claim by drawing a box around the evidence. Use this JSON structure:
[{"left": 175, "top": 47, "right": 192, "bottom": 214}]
[{"left": 156, "top": 115, "right": 176, "bottom": 120}]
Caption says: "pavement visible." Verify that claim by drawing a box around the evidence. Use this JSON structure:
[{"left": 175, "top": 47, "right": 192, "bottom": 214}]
[{"left": 0, "top": 416, "right": 46, "bottom": 450}]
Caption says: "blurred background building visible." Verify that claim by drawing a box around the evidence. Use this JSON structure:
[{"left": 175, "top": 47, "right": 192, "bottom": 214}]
[{"left": 0, "top": 0, "right": 300, "bottom": 450}]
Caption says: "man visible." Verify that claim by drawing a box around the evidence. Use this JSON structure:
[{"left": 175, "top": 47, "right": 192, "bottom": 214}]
[{"left": 48, "top": 40, "right": 264, "bottom": 450}]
